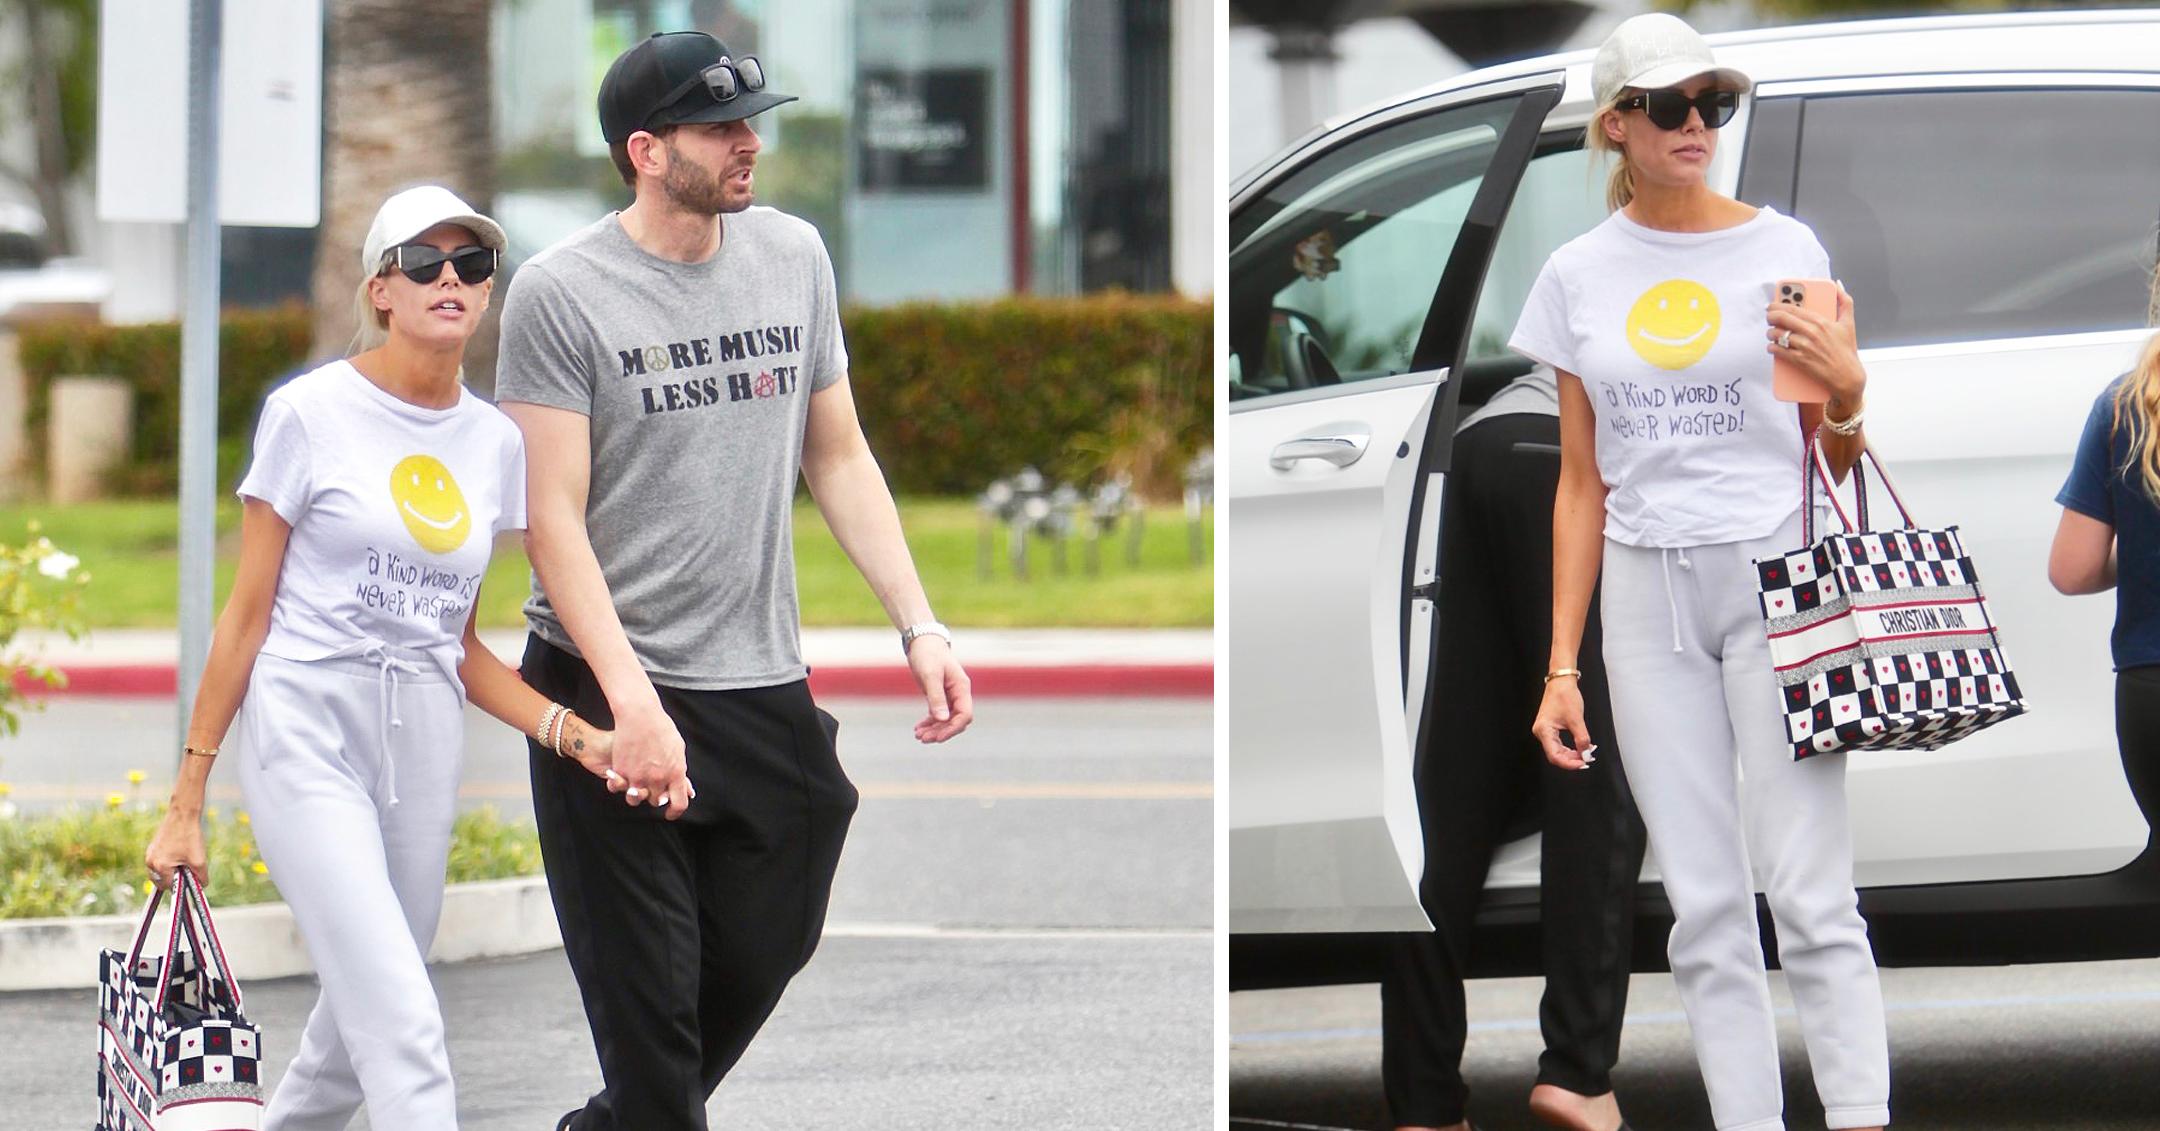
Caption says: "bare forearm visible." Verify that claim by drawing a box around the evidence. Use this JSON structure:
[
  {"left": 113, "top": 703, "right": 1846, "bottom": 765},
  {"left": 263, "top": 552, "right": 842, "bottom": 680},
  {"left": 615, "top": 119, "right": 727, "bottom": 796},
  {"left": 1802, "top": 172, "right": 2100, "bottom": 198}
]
[
  {"left": 804, "top": 449, "right": 933, "bottom": 627},
  {"left": 1549, "top": 477, "right": 1607, "bottom": 672},
  {"left": 525, "top": 519, "right": 663, "bottom": 715},
  {"left": 460, "top": 636, "right": 551, "bottom": 736},
  {"left": 1821, "top": 396, "right": 1865, "bottom": 481},
  {"left": 173, "top": 608, "right": 269, "bottom": 811}
]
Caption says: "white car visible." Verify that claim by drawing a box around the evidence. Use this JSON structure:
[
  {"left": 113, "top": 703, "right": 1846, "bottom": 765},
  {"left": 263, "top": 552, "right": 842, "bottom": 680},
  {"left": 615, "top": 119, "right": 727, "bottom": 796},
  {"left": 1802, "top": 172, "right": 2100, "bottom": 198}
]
[{"left": 1228, "top": 9, "right": 2160, "bottom": 986}]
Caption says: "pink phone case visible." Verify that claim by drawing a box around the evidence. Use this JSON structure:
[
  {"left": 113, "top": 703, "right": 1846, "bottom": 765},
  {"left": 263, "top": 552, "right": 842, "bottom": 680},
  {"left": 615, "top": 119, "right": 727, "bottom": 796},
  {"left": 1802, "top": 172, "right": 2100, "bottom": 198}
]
[{"left": 1772, "top": 278, "right": 1837, "bottom": 404}]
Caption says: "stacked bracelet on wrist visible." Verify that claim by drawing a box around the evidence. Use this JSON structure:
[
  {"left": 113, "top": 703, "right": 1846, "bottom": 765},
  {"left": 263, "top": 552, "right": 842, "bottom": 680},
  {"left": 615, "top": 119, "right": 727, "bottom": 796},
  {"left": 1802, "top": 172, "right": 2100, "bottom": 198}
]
[
  {"left": 1821, "top": 402, "right": 1865, "bottom": 437},
  {"left": 536, "top": 703, "right": 576, "bottom": 757}
]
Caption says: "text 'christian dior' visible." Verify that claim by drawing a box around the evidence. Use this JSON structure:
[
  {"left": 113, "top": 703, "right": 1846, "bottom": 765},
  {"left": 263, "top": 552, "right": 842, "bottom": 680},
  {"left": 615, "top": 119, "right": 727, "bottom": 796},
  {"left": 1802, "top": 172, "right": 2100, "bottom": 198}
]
[
  {"left": 616, "top": 324, "right": 806, "bottom": 415},
  {"left": 1876, "top": 605, "right": 1970, "bottom": 634}
]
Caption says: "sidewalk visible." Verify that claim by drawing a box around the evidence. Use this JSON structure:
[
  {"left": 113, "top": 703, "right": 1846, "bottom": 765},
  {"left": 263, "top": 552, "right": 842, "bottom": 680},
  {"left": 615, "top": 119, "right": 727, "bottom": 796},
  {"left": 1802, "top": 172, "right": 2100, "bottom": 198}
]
[{"left": 3, "top": 626, "right": 1214, "bottom": 698}]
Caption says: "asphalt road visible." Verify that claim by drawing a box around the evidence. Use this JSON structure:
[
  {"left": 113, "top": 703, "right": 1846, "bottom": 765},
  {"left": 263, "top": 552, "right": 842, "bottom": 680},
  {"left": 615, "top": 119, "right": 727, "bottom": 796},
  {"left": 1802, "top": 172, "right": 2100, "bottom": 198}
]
[
  {"left": 1231, "top": 959, "right": 2160, "bottom": 1131},
  {"left": 1, "top": 694, "right": 1213, "bottom": 1129}
]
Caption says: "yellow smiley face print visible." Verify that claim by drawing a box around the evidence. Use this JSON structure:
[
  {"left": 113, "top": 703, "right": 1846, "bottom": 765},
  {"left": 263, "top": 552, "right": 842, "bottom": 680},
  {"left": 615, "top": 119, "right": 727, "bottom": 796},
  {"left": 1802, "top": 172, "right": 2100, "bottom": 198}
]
[
  {"left": 1625, "top": 279, "right": 1721, "bottom": 370},
  {"left": 389, "top": 455, "right": 471, "bottom": 555}
]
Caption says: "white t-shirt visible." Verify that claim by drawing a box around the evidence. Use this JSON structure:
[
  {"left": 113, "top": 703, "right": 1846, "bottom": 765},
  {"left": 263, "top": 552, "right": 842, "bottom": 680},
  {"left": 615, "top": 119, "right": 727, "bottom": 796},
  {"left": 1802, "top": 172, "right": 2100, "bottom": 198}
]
[
  {"left": 1508, "top": 206, "right": 1830, "bottom": 548},
  {"left": 237, "top": 360, "right": 526, "bottom": 685}
]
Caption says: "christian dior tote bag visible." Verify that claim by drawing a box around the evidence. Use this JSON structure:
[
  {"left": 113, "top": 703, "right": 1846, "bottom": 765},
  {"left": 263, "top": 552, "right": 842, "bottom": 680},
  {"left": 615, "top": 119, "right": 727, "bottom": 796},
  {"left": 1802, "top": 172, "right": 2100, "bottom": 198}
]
[
  {"left": 97, "top": 868, "right": 263, "bottom": 1131},
  {"left": 1752, "top": 435, "right": 2028, "bottom": 759}
]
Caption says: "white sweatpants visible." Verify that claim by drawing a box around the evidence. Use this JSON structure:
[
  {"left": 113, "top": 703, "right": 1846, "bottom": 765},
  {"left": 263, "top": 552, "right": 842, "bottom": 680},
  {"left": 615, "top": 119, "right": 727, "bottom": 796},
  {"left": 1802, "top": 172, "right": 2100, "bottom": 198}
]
[
  {"left": 235, "top": 646, "right": 465, "bottom": 1131},
  {"left": 1600, "top": 512, "right": 1890, "bottom": 1131}
]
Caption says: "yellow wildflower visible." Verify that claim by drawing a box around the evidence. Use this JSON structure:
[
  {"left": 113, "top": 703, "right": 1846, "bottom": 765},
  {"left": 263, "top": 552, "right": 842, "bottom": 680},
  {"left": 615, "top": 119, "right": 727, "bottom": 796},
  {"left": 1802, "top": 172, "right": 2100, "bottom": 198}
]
[
  {"left": 0, "top": 782, "right": 11, "bottom": 798},
  {"left": 238, "top": 811, "right": 251, "bottom": 826},
  {"left": 251, "top": 861, "right": 268, "bottom": 875},
  {"left": 105, "top": 793, "right": 124, "bottom": 809},
  {"left": 142, "top": 879, "right": 154, "bottom": 896},
  {"left": 127, "top": 769, "right": 146, "bottom": 786}
]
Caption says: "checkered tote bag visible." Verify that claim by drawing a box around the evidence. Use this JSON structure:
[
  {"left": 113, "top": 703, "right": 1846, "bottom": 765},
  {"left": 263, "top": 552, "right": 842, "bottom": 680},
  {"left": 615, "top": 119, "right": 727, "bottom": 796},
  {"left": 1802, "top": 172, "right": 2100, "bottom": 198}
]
[
  {"left": 1752, "top": 435, "right": 2028, "bottom": 759},
  {"left": 97, "top": 868, "right": 263, "bottom": 1131}
]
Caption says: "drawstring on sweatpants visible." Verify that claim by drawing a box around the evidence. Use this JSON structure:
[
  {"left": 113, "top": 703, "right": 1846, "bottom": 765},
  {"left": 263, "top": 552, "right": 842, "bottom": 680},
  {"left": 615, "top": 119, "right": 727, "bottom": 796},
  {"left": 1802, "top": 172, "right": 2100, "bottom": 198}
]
[
  {"left": 1659, "top": 546, "right": 1693, "bottom": 654},
  {"left": 356, "top": 642, "right": 423, "bottom": 808}
]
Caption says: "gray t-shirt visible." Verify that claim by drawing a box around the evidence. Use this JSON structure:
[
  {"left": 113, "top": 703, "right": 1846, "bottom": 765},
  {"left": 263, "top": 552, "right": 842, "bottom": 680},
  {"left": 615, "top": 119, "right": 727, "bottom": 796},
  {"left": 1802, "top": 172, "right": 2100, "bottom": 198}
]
[
  {"left": 1457, "top": 365, "right": 1559, "bottom": 434},
  {"left": 495, "top": 208, "right": 848, "bottom": 689}
]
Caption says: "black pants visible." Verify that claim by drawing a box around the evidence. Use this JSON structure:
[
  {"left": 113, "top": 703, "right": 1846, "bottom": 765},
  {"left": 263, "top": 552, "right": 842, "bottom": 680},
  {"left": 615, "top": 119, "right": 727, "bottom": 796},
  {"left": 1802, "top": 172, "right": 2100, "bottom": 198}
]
[
  {"left": 1381, "top": 413, "right": 1647, "bottom": 1127},
  {"left": 2118, "top": 666, "right": 2160, "bottom": 851},
  {"left": 524, "top": 635, "right": 859, "bottom": 1131}
]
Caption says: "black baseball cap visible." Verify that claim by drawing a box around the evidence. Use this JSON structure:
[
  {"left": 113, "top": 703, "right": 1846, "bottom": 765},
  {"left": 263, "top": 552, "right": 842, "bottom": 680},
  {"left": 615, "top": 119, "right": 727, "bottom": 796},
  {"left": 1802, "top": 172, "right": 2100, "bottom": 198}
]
[{"left": 598, "top": 31, "right": 796, "bottom": 144}]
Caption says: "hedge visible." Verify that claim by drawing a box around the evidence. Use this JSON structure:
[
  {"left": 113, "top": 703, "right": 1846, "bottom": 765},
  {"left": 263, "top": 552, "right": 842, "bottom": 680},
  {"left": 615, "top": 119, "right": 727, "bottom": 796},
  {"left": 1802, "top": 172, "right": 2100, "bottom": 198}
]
[
  {"left": 18, "top": 307, "right": 313, "bottom": 497},
  {"left": 15, "top": 294, "right": 1211, "bottom": 499}
]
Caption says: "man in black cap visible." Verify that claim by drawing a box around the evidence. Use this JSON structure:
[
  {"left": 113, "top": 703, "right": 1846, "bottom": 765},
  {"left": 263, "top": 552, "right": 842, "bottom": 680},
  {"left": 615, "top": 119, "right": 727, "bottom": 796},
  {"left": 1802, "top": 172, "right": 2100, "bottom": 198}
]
[{"left": 494, "top": 31, "right": 975, "bottom": 1131}]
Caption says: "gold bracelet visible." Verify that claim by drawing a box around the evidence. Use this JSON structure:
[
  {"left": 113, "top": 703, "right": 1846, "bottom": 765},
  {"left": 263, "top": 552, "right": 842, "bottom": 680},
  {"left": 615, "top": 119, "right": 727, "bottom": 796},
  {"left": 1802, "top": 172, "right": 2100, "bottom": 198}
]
[
  {"left": 1822, "top": 402, "right": 1865, "bottom": 436},
  {"left": 182, "top": 745, "right": 218, "bottom": 759},
  {"left": 1543, "top": 668, "right": 1583, "bottom": 684}
]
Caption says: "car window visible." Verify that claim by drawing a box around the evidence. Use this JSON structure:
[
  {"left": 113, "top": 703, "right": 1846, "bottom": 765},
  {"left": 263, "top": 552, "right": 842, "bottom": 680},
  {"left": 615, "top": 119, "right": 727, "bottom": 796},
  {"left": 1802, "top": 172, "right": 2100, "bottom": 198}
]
[
  {"left": 1228, "top": 96, "right": 1523, "bottom": 402},
  {"left": 1464, "top": 140, "right": 1605, "bottom": 370},
  {"left": 1789, "top": 88, "right": 2160, "bottom": 348}
]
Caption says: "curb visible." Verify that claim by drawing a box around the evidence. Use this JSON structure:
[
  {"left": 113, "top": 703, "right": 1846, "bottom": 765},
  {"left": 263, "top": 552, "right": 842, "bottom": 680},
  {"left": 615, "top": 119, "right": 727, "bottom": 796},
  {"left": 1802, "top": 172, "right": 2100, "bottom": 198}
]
[
  {"left": 0, "top": 875, "right": 562, "bottom": 992},
  {"left": 14, "top": 662, "right": 1214, "bottom": 700}
]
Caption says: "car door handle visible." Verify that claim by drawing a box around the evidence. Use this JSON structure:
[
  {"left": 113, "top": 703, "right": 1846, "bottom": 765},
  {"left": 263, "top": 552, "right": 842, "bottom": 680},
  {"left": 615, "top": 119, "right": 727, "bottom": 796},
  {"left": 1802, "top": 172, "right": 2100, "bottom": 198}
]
[{"left": 1269, "top": 430, "right": 1371, "bottom": 471}]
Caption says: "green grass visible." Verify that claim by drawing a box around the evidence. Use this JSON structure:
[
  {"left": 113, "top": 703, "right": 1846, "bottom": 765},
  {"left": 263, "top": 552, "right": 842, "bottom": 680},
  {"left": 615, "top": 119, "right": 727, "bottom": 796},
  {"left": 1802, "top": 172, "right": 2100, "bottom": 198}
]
[
  {"left": 0, "top": 497, "right": 1212, "bottom": 629},
  {"left": 0, "top": 790, "right": 540, "bottom": 920}
]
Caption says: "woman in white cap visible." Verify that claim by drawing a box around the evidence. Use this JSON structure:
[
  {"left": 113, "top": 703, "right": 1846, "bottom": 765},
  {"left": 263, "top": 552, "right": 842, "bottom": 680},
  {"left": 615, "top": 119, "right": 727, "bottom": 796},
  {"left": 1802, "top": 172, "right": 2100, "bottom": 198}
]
[
  {"left": 1516, "top": 13, "right": 1888, "bottom": 1131},
  {"left": 145, "top": 185, "right": 622, "bottom": 1130}
]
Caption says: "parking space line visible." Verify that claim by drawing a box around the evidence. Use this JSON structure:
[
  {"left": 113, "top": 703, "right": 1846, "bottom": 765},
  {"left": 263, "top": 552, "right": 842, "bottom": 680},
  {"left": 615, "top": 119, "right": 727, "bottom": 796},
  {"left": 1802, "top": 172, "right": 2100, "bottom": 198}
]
[
  {"left": 858, "top": 780, "right": 1213, "bottom": 800},
  {"left": 5, "top": 780, "right": 1214, "bottom": 804},
  {"left": 825, "top": 922, "right": 1209, "bottom": 940},
  {"left": 1234, "top": 987, "right": 2160, "bottom": 1047}
]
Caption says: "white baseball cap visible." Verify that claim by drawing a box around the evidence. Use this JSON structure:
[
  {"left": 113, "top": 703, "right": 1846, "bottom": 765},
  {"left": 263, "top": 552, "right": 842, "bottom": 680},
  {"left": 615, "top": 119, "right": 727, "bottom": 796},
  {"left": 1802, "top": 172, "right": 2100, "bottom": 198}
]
[
  {"left": 358, "top": 185, "right": 507, "bottom": 277},
  {"left": 1591, "top": 13, "right": 1752, "bottom": 109}
]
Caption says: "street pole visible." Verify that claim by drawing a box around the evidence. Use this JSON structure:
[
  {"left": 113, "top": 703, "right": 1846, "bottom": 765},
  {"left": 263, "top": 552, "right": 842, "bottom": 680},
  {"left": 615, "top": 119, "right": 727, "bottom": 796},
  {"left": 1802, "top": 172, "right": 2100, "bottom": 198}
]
[{"left": 177, "top": 0, "right": 222, "bottom": 757}]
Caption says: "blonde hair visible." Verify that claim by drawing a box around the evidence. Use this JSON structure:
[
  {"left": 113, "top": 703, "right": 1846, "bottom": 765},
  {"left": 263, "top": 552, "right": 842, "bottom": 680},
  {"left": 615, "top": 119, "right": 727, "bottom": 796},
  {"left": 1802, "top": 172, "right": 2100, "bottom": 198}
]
[
  {"left": 2112, "top": 266, "right": 2160, "bottom": 501},
  {"left": 346, "top": 272, "right": 390, "bottom": 355},
  {"left": 1585, "top": 95, "right": 1636, "bottom": 213}
]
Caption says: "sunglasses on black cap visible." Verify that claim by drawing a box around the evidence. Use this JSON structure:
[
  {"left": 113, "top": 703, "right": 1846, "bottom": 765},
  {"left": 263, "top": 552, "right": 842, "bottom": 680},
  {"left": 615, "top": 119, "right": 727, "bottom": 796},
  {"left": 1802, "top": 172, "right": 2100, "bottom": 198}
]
[
  {"left": 383, "top": 245, "right": 499, "bottom": 286},
  {"left": 651, "top": 55, "right": 768, "bottom": 124},
  {"left": 1616, "top": 87, "right": 1739, "bottom": 131}
]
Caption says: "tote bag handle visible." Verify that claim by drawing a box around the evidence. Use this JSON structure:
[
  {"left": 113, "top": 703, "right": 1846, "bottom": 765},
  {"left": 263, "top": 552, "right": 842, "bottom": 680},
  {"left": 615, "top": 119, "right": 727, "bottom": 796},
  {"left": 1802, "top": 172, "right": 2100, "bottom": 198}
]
[{"left": 1801, "top": 430, "right": 1920, "bottom": 545}]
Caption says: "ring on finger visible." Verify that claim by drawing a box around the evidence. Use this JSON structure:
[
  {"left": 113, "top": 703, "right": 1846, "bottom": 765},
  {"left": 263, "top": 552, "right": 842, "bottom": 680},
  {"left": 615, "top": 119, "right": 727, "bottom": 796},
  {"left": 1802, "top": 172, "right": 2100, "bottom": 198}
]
[{"left": 1778, "top": 330, "right": 1793, "bottom": 349}]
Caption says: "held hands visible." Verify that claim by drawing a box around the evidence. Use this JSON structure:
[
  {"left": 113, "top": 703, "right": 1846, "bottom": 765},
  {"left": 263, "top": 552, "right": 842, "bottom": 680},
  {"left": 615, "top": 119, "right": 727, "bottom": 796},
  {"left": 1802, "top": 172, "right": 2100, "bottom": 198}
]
[
  {"left": 1766, "top": 280, "right": 1866, "bottom": 407},
  {"left": 555, "top": 711, "right": 619, "bottom": 782},
  {"left": 907, "top": 636, "right": 973, "bottom": 743},
  {"left": 1532, "top": 675, "right": 1599, "bottom": 772},
  {"left": 603, "top": 699, "right": 693, "bottom": 819}
]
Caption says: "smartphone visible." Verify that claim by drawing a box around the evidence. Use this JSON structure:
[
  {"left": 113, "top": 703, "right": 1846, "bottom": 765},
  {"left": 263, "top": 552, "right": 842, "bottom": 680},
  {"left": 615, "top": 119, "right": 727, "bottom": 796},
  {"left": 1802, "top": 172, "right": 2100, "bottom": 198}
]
[{"left": 1772, "top": 278, "right": 1837, "bottom": 404}]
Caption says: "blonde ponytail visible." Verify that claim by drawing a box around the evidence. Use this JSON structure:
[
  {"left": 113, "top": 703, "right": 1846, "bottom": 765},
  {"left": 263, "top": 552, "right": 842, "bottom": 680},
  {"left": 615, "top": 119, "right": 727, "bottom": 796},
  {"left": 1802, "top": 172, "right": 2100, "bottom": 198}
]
[
  {"left": 2113, "top": 268, "right": 2160, "bottom": 501},
  {"left": 347, "top": 276, "right": 389, "bottom": 356},
  {"left": 1585, "top": 100, "right": 1635, "bottom": 213}
]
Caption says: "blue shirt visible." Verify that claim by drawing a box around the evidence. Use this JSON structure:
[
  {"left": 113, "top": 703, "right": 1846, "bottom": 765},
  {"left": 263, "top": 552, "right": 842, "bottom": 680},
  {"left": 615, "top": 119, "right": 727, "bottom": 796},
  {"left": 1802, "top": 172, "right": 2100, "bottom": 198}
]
[{"left": 2056, "top": 377, "right": 2160, "bottom": 671}]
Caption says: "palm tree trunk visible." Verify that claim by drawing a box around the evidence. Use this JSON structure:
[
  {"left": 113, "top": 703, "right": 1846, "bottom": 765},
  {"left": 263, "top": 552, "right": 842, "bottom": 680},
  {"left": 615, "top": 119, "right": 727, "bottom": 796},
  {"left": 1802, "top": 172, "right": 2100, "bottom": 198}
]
[
  {"left": 306, "top": 0, "right": 497, "bottom": 387},
  {"left": 22, "top": 2, "right": 77, "bottom": 256}
]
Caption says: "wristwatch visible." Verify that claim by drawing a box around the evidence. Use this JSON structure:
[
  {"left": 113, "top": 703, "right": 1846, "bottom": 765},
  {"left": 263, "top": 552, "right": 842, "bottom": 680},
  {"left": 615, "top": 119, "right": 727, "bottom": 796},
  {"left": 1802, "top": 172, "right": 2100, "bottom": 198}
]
[{"left": 899, "top": 621, "right": 952, "bottom": 657}]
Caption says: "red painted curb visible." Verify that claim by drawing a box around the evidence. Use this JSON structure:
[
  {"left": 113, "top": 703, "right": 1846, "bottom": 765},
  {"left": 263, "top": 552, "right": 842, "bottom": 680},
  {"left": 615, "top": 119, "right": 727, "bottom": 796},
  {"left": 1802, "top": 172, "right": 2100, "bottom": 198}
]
[
  {"left": 19, "top": 665, "right": 176, "bottom": 697},
  {"left": 16, "top": 662, "right": 1214, "bottom": 700}
]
